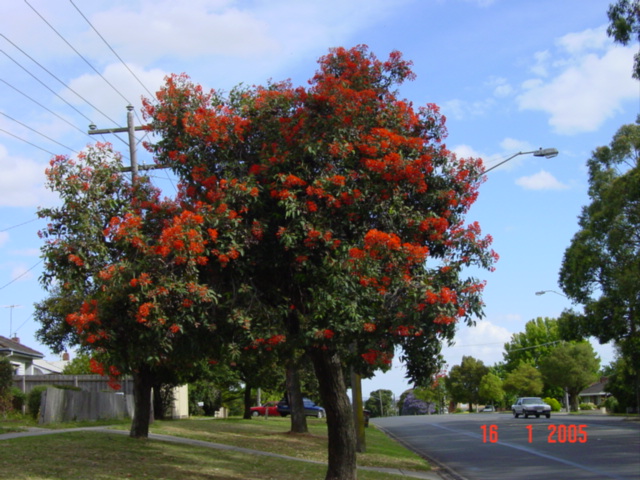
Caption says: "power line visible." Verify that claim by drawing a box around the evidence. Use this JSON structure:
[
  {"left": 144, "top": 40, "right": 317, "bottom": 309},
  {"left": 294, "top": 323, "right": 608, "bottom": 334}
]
[
  {"left": 0, "top": 78, "right": 92, "bottom": 139},
  {"left": 14, "top": 312, "right": 34, "bottom": 335},
  {"left": 0, "top": 128, "right": 57, "bottom": 156},
  {"left": 0, "top": 111, "right": 78, "bottom": 153},
  {"left": 25, "top": 0, "right": 133, "bottom": 108},
  {"left": 0, "top": 218, "right": 39, "bottom": 233},
  {"left": 0, "top": 260, "right": 42, "bottom": 291},
  {"left": 0, "top": 34, "right": 124, "bottom": 129},
  {"left": 0, "top": 49, "right": 94, "bottom": 126},
  {"left": 69, "top": 0, "right": 155, "bottom": 99}
]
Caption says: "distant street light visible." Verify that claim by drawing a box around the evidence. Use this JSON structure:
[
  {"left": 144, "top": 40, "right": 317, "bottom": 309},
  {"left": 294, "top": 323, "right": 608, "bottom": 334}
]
[
  {"left": 535, "top": 290, "right": 567, "bottom": 298},
  {"left": 534, "top": 289, "right": 571, "bottom": 412},
  {"left": 484, "top": 148, "right": 559, "bottom": 174}
]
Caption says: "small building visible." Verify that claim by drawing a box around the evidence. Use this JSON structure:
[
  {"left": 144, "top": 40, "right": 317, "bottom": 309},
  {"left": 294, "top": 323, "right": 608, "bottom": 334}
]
[
  {"left": 0, "top": 335, "right": 45, "bottom": 375},
  {"left": 578, "top": 377, "right": 609, "bottom": 406}
]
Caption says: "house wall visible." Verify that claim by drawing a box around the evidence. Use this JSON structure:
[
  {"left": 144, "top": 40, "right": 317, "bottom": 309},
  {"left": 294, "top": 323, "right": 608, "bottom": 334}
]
[
  {"left": 9, "top": 358, "right": 38, "bottom": 376},
  {"left": 171, "top": 384, "right": 189, "bottom": 419}
]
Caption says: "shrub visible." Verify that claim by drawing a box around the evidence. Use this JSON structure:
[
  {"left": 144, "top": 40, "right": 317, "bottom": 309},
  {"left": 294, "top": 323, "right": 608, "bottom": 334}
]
[
  {"left": 0, "top": 356, "right": 13, "bottom": 416},
  {"left": 579, "top": 402, "right": 596, "bottom": 411},
  {"left": 401, "top": 391, "right": 432, "bottom": 415},
  {"left": 10, "top": 387, "right": 26, "bottom": 412},
  {"left": 27, "top": 386, "right": 51, "bottom": 419},
  {"left": 604, "top": 396, "right": 619, "bottom": 413},
  {"left": 544, "top": 397, "right": 562, "bottom": 412}
]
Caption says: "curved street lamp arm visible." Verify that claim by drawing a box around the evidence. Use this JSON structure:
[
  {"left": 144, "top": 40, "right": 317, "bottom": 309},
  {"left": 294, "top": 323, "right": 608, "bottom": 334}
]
[{"left": 483, "top": 148, "right": 559, "bottom": 174}]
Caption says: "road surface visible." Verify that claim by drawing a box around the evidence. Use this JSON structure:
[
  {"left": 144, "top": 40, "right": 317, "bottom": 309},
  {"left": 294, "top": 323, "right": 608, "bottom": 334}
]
[{"left": 373, "top": 412, "right": 640, "bottom": 480}]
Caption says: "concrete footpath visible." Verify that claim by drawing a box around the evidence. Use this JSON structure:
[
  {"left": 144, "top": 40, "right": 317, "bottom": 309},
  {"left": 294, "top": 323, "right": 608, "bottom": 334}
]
[{"left": 0, "top": 426, "right": 443, "bottom": 479}]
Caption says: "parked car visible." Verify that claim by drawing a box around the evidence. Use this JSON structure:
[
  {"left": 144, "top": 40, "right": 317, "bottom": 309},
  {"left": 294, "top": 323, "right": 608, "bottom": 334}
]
[
  {"left": 277, "top": 397, "right": 325, "bottom": 418},
  {"left": 512, "top": 397, "right": 551, "bottom": 418},
  {"left": 250, "top": 401, "right": 281, "bottom": 417},
  {"left": 481, "top": 405, "right": 495, "bottom": 412}
]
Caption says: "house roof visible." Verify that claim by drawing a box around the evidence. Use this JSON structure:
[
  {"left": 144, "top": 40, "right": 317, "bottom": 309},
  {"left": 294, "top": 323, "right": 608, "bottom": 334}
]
[
  {"left": 578, "top": 378, "right": 609, "bottom": 396},
  {"left": 0, "top": 335, "right": 44, "bottom": 359}
]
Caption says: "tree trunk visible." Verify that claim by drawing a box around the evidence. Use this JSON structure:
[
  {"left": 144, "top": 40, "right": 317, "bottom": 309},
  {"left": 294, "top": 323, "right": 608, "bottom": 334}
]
[
  {"left": 569, "top": 388, "right": 580, "bottom": 412},
  {"left": 243, "top": 383, "right": 253, "bottom": 419},
  {"left": 130, "top": 367, "right": 154, "bottom": 438},
  {"left": 152, "top": 381, "right": 166, "bottom": 420},
  {"left": 310, "top": 348, "right": 357, "bottom": 480},
  {"left": 350, "top": 367, "right": 366, "bottom": 453},
  {"left": 285, "top": 358, "right": 308, "bottom": 433}
]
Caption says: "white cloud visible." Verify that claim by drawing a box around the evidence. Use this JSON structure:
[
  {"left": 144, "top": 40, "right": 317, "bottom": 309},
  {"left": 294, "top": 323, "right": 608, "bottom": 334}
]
[
  {"left": 90, "top": 0, "right": 404, "bottom": 69},
  {"left": 441, "top": 98, "right": 495, "bottom": 120},
  {"left": 557, "top": 26, "right": 609, "bottom": 55},
  {"left": 530, "top": 50, "right": 551, "bottom": 77},
  {"left": 486, "top": 77, "right": 514, "bottom": 98},
  {"left": 515, "top": 170, "right": 569, "bottom": 190},
  {"left": 65, "top": 63, "right": 168, "bottom": 121},
  {"left": 453, "top": 144, "right": 482, "bottom": 159},
  {"left": 442, "top": 321, "right": 512, "bottom": 368},
  {"left": 499, "top": 138, "right": 533, "bottom": 153},
  {"left": 517, "top": 27, "right": 637, "bottom": 135},
  {"left": 453, "top": 139, "right": 549, "bottom": 173},
  {"left": 91, "top": 1, "right": 278, "bottom": 61},
  {"left": 10, "top": 264, "right": 34, "bottom": 284},
  {"left": 0, "top": 143, "right": 53, "bottom": 207}
]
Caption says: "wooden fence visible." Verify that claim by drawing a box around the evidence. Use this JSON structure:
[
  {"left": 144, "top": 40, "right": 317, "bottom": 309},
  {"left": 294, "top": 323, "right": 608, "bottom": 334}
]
[
  {"left": 12, "top": 374, "right": 188, "bottom": 421},
  {"left": 39, "top": 387, "right": 134, "bottom": 423},
  {"left": 12, "top": 374, "right": 134, "bottom": 395}
]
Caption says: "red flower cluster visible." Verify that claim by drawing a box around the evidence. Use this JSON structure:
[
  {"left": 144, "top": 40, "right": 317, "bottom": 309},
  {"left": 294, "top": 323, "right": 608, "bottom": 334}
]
[{"left": 361, "top": 349, "right": 392, "bottom": 366}]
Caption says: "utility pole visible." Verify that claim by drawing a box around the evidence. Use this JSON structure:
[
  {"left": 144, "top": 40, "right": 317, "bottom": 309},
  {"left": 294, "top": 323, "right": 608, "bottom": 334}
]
[{"left": 88, "top": 105, "right": 166, "bottom": 184}]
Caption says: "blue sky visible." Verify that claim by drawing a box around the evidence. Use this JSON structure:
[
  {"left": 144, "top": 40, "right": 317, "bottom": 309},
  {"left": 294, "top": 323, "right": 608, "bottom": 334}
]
[{"left": 0, "top": 0, "right": 637, "bottom": 399}]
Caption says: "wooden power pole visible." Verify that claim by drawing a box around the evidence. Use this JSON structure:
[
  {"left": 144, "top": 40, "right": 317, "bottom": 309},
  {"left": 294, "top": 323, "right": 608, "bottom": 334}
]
[{"left": 88, "top": 105, "right": 165, "bottom": 183}]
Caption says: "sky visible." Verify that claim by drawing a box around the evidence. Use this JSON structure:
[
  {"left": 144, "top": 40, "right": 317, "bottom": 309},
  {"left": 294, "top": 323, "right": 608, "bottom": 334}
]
[{"left": 0, "top": 0, "right": 638, "bottom": 400}]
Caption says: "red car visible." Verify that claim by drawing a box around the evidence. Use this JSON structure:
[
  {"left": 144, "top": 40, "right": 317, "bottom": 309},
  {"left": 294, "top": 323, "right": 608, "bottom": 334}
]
[{"left": 250, "top": 401, "right": 281, "bottom": 417}]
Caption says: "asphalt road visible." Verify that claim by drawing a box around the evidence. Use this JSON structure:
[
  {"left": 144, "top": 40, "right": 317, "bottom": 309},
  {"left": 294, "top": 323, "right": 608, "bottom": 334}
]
[{"left": 372, "top": 413, "right": 640, "bottom": 480}]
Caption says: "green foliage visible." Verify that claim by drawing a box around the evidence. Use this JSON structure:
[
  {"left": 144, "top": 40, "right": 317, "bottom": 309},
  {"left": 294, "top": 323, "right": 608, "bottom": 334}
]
[
  {"left": 27, "top": 386, "right": 50, "bottom": 420},
  {"left": 604, "top": 396, "right": 620, "bottom": 413},
  {"left": 539, "top": 342, "right": 600, "bottom": 411},
  {"left": 62, "top": 353, "right": 93, "bottom": 375},
  {"left": 0, "top": 356, "right": 14, "bottom": 416},
  {"left": 503, "top": 317, "right": 560, "bottom": 371},
  {"left": 604, "top": 355, "right": 637, "bottom": 411},
  {"left": 364, "top": 389, "right": 394, "bottom": 417},
  {"left": 607, "top": 0, "right": 640, "bottom": 79},
  {"left": 558, "top": 120, "right": 640, "bottom": 413},
  {"left": 479, "top": 373, "right": 504, "bottom": 406},
  {"left": 544, "top": 397, "right": 562, "bottom": 412},
  {"left": 189, "top": 380, "right": 223, "bottom": 416},
  {"left": 445, "top": 356, "right": 489, "bottom": 411},
  {"left": 10, "top": 387, "right": 26, "bottom": 411},
  {"left": 579, "top": 402, "right": 596, "bottom": 410},
  {"left": 502, "top": 363, "right": 543, "bottom": 396}
]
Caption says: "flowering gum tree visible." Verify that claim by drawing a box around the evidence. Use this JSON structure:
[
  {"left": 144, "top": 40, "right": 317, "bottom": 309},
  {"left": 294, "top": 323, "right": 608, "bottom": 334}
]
[
  {"left": 143, "top": 45, "right": 497, "bottom": 480},
  {"left": 37, "top": 143, "right": 254, "bottom": 438}
]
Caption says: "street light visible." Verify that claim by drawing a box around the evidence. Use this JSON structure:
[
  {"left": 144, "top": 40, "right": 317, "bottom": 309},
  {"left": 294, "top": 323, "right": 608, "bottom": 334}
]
[
  {"left": 534, "top": 289, "right": 571, "bottom": 412},
  {"left": 535, "top": 290, "right": 567, "bottom": 298},
  {"left": 484, "top": 148, "right": 559, "bottom": 174}
]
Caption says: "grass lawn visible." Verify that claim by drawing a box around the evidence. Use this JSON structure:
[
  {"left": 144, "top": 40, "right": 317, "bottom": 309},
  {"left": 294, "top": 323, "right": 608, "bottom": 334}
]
[{"left": 0, "top": 416, "right": 430, "bottom": 479}]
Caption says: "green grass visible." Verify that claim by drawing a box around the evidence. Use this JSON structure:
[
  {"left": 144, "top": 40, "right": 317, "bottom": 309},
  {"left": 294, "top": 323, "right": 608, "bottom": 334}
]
[
  {"left": 0, "top": 416, "right": 430, "bottom": 479},
  {"left": 146, "top": 417, "right": 429, "bottom": 470}
]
